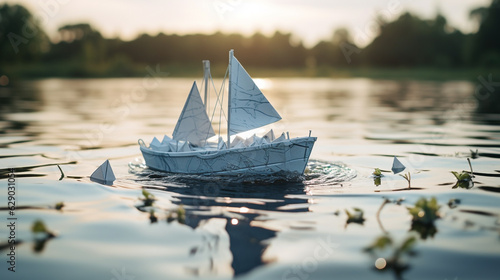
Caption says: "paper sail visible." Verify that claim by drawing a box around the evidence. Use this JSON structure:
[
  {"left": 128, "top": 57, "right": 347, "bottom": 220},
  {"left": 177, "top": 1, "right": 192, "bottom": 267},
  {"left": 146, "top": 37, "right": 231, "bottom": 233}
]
[
  {"left": 137, "top": 50, "right": 318, "bottom": 176},
  {"left": 391, "top": 156, "right": 406, "bottom": 174},
  {"left": 162, "top": 135, "right": 172, "bottom": 145},
  {"left": 228, "top": 51, "right": 282, "bottom": 135},
  {"left": 273, "top": 132, "right": 286, "bottom": 143},
  {"left": 90, "top": 159, "right": 116, "bottom": 185},
  {"left": 150, "top": 137, "right": 161, "bottom": 149},
  {"left": 172, "top": 81, "right": 215, "bottom": 146},
  {"left": 217, "top": 137, "right": 227, "bottom": 150},
  {"left": 263, "top": 129, "right": 275, "bottom": 142},
  {"left": 230, "top": 136, "right": 245, "bottom": 148}
]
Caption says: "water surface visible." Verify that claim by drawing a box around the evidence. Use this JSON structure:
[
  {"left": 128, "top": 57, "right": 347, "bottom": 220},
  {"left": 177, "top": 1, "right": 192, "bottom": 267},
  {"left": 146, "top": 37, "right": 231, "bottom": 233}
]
[{"left": 1, "top": 78, "right": 499, "bottom": 279}]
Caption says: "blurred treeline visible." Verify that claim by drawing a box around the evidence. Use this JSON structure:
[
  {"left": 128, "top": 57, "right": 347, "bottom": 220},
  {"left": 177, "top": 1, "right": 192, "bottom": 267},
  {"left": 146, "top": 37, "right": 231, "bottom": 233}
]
[{"left": 0, "top": 1, "right": 499, "bottom": 79}]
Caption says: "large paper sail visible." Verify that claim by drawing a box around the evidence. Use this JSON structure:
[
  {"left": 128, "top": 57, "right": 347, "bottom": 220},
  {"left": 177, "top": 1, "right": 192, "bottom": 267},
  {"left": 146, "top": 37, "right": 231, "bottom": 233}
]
[
  {"left": 173, "top": 81, "right": 215, "bottom": 146},
  {"left": 229, "top": 54, "right": 281, "bottom": 135}
]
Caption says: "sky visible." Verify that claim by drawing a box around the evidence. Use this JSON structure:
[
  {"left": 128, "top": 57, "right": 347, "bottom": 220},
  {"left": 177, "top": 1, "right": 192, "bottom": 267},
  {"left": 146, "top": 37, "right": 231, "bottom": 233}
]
[{"left": 3, "top": 0, "right": 492, "bottom": 47}]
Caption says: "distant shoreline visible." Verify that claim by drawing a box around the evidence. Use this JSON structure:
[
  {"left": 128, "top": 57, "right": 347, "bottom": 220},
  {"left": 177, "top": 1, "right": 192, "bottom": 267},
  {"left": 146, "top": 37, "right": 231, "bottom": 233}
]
[{"left": 3, "top": 64, "right": 498, "bottom": 82}]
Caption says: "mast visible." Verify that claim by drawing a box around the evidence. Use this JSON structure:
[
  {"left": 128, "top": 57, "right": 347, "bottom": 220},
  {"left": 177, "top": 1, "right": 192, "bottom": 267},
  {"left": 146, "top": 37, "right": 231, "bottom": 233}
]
[
  {"left": 227, "top": 49, "right": 234, "bottom": 148},
  {"left": 202, "top": 60, "right": 210, "bottom": 110}
]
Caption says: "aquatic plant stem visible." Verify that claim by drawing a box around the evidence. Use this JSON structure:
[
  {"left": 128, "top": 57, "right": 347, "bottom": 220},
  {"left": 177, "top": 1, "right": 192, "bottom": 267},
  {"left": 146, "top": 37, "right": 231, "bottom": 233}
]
[
  {"left": 467, "top": 158, "right": 474, "bottom": 177},
  {"left": 56, "top": 164, "right": 65, "bottom": 180},
  {"left": 376, "top": 199, "right": 390, "bottom": 234}
]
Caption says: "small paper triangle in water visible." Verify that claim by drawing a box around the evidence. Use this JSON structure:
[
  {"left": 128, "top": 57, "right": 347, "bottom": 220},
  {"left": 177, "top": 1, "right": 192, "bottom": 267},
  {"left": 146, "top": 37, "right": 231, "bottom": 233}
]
[
  {"left": 391, "top": 156, "right": 406, "bottom": 174},
  {"left": 90, "top": 159, "right": 116, "bottom": 185}
]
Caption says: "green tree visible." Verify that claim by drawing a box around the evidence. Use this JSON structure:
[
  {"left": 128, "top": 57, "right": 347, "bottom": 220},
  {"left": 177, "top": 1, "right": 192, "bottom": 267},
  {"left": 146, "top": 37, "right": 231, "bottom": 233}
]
[
  {"left": 469, "top": 0, "right": 500, "bottom": 67},
  {"left": 311, "top": 28, "right": 360, "bottom": 67},
  {"left": 363, "top": 12, "right": 465, "bottom": 67},
  {"left": 47, "top": 23, "right": 106, "bottom": 63},
  {"left": 0, "top": 4, "right": 49, "bottom": 66}
]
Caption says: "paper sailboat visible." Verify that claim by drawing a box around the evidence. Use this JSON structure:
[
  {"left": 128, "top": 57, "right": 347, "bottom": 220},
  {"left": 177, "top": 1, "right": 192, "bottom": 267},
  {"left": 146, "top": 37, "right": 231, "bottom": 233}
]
[
  {"left": 138, "top": 50, "right": 316, "bottom": 176},
  {"left": 391, "top": 156, "right": 406, "bottom": 174},
  {"left": 90, "top": 159, "right": 116, "bottom": 185}
]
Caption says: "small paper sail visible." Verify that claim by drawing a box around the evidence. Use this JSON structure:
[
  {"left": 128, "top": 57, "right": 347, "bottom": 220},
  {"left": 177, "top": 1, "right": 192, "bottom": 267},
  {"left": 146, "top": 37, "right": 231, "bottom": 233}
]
[
  {"left": 161, "top": 135, "right": 172, "bottom": 145},
  {"left": 273, "top": 132, "right": 286, "bottom": 143},
  {"left": 217, "top": 137, "right": 227, "bottom": 150},
  {"left": 263, "top": 129, "right": 275, "bottom": 142},
  {"left": 150, "top": 137, "right": 161, "bottom": 150},
  {"left": 230, "top": 136, "right": 245, "bottom": 148},
  {"left": 90, "top": 159, "right": 116, "bottom": 185},
  {"left": 391, "top": 156, "right": 406, "bottom": 174},
  {"left": 177, "top": 141, "right": 191, "bottom": 152}
]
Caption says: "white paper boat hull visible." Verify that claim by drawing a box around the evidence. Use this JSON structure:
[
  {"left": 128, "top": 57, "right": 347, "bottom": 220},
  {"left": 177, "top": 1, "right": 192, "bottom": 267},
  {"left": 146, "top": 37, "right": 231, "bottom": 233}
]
[{"left": 140, "top": 137, "right": 316, "bottom": 176}]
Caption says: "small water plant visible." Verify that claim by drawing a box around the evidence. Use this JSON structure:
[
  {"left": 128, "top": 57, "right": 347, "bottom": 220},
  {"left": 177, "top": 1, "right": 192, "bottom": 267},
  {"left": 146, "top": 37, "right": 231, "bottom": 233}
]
[
  {"left": 448, "top": 198, "right": 461, "bottom": 209},
  {"left": 451, "top": 158, "right": 474, "bottom": 189},
  {"left": 407, "top": 197, "right": 440, "bottom": 225},
  {"left": 364, "top": 234, "right": 417, "bottom": 279},
  {"left": 407, "top": 197, "right": 440, "bottom": 239},
  {"left": 399, "top": 172, "right": 411, "bottom": 188},
  {"left": 345, "top": 207, "right": 365, "bottom": 226},
  {"left": 167, "top": 204, "right": 186, "bottom": 224},
  {"left": 470, "top": 149, "right": 479, "bottom": 159},
  {"left": 31, "top": 220, "right": 56, "bottom": 253},
  {"left": 149, "top": 209, "right": 158, "bottom": 223},
  {"left": 373, "top": 168, "right": 383, "bottom": 186},
  {"left": 54, "top": 202, "right": 64, "bottom": 210},
  {"left": 373, "top": 168, "right": 383, "bottom": 177},
  {"left": 375, "top": 198, "right": 405, "bottom": 234},
  {"left": 56, "top": 164, "right": 65, "bottom": 180},
  {"left": 139, "top": 189, "right": 156, "bottom": 207},
  {"left": 32, "top": 220, "right": 56, "bottom": 238}
]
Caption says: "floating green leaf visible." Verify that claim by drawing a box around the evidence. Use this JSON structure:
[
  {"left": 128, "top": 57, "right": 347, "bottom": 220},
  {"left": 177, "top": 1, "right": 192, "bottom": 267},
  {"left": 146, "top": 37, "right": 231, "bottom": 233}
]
[
  {"left": 177, "top": 205, "right": 186, "bottom": 224},
  {"left": 399, "top": 236, "right": 417, "bottom": 253},
  {"left": 346, "top": 207, "right": 365, "bottom": 225},
  {"left": 373, "top": 168, "right": 382, "bottom": 177},
  {"left": 31, "top": 220, "right": 56, "bottom": 241},
  {"left": 365, "top": 235, "right": 393, "bottom": 252},
  {"left": 149, "top": 209, "right": 158, "bottom": 223},
  {"left": 407, "top": 197, "right": 440, "bottom": 225},
  {"left": 364, "top": 234, "right": 417, "bottom": 278},
  {"left": 451, "top": 171, "right": 472, "bottom": 181},
  {"left": 407, "top": 197, "right": 441, "bottom": 239},
  {"left": 451, "top": 158, "right": 474, "bottom": 189},
  {"left": 167, "top": 204, "right": 186, "bottom": 224},
  {"left": 139, "top": 189, "right": 156, "bottom": 207},
  {"left": 32, "top": 220, "right": 49, "bottom": 234},
  {"left": 55, "top": 202, "right": 64, "bottom": 210}
]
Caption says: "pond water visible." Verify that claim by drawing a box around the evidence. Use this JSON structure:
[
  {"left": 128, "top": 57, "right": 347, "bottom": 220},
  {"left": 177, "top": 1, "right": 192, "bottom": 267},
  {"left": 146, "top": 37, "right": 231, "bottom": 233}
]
[{"left": 1, "top": 77, "right": 500, "bottom": 279}]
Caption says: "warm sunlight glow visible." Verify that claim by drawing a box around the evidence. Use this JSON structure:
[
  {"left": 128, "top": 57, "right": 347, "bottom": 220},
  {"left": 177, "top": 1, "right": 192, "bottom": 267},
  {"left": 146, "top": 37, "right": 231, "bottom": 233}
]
[
  {"left": 233, "top": 128, "right": 267, "bottom": 139},
  {"left": 253, "top": 78, "right": 273, "bottom": 90}
]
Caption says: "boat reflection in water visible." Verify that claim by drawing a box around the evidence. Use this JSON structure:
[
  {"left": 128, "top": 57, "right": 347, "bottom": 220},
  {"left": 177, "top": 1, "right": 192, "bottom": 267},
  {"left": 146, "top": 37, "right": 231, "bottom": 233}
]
[{"left": 138, "top": 173, "right": 309, "bottom": 277}]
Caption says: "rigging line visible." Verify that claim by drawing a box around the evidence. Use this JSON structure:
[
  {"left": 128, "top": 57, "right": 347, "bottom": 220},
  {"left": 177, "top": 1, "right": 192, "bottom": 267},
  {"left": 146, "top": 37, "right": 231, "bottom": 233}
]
[
  {"left": 200, "top": 76, "right": 207, "bottom": 115},
  {"left": 207, "top": 72, "right": 211, "bottom": 117},
  {"left": 196, "top": 71, "right": 213, "bottom": 145},
  {"left": 218, "top": 68, "right": 227, "bottom": 139},
  {"left": 211, "top": 69, "right": 227, "bottom": 122},
  {"left": 207, "top": 65, "right": 229, "bottom": 139},
  {"left": 203, "top": 66, "right": 229, "bottom": 142}
]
